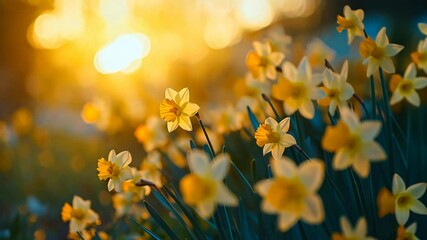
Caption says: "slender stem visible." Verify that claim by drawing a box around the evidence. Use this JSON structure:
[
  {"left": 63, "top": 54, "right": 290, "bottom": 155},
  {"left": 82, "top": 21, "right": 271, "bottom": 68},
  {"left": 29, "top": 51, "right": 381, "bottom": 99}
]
[
  {"left": 324, "top": 59, "right": 335, "bottom": 72},
  {"left": 195, "top": 113, "right": 216, "bottom": 157},
  {"left": 261, "top": 93, "right": 281, "bottom": 119},
  {"left": 327, "top": 111, "right": 336, "bottom": 126},
  {"left": 370, "top": 75, "right": 376, "bottom": 119},
  {"left": 348, "top": 168, "right": 366, "bottom": 217},
  {"left": 77, "top": 232, "right": 85, "bottom": 240},
  {"left": 353, "top": 94, "right": 369, "bottom": 118}
]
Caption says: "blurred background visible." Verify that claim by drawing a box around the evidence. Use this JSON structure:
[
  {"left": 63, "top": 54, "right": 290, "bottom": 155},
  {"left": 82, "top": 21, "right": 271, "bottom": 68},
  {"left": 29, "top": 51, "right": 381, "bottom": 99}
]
[{"left": 0, "top": 0, "right": 426, "bottom": 238}]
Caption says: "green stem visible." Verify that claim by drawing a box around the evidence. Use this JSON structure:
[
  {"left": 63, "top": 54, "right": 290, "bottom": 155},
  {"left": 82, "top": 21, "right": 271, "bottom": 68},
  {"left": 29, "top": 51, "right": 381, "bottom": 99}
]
[
  {"left": 195, "top": 113, "right": 215, "bottom": 157},
  {"left": 353, "top": 94, "right": 369, "bottom": 118},
  {"left": 370, "top": 75, "right": 376, "bottom": 119},
  {"left": 348, "top": 168, "right": 366, "bottom": 219},
  {"left": 262, "top": 93, "right": 281, "bottom": 120}
]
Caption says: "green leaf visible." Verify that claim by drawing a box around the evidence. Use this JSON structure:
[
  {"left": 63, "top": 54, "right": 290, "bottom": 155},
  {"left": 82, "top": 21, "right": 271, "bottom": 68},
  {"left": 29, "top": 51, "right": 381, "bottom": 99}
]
[
  {"left": 247, "top": 106, "right": 260, "bottom": 131},
  {"left": 144, "top": 200, "right": 180, "bottom": 240},
  {"left": 129, "top": 216, "right": 161, "bottom": 240}
]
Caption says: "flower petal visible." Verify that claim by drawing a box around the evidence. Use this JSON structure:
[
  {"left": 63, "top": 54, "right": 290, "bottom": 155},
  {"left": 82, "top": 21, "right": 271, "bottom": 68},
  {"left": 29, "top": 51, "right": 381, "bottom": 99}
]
[
  {"left": 188, "top": 150, "right": 210, "bottom": 175},
  {"left": 211, "top": 153, "right": 230, "bottom": 181},
  {"left": 165, "top": 88, "right": 178, "bottom": 100},
  {"left": 352, "top": 159, "right": 370, "bottom": 178},
  {"left": 340, "top": 107, "right": 359, "bottom": 130},
  {"left": 183, "top": 102, "right": 200, "bottom": 116},
  {"left": 407, "top": 183, "right": 427, "bottom": 199},
  {"left": 116, "top": 151, "right": 132, "bottom": 167},
  {"left": 413, "top": 77, "right": 427, "bottom": 89},
  {"left": 299, "top": 160, "right": 324, "bottom": 192},
  {"left": 404, "top": 63, "right": 417, "bottom": 79},
  {"left": 178, "top": 88, "right": 190, "bottom": 104},
  {"left": 340, "top": 216, "right": 353, "bottom": 237},
  {"left": 333, "top": 149, "right": 352, "bottom": 170},
  {"left": 297, "top": 57, "right": 312, "bottom": 83},
  {"left": 282, "top": 61, "right": 297, "bottom": 81},
  {"left": 405, "top": 90, "right": 420, "bottom": 107},
  {"left": 302, "top": 194, "right": 324, "bottom": 223},
  {"left": 393, "top": 174, "right": 406, "bottom": 195},
  {"left": 263, "top": 143, "right": 273, "bottom": 156},
  {"left": 167, "top": 120, "right": 179, "bottom": 132},
  {"left": 196, "top": 202, "right": 215, "bottom": 218},
  {"left": 390, "top": 91, "right": 404, "bottom": 105},
  {"left": 178, "top": 116, "right": 193, "bottom": 131},
  {"left": 261, "top": 199, "right": 277, "bottom": 214},
  {"left": 396, "top": 207, "right": 409, "bottom": 226},
  {"left": 375, "top": 27, "right": 389, "bottom": 47},
  {"left": 410, "top": 199, "right": 427, "bottom": 215},
  {"left": 108, "top": 150, "right": 117, "bottom": 164},
  {"left": 362, "top": 141, "right": 386, "bottom": 161},
  {"left": 278, "top": 117, "right": 290, "bottom": 132},
  {"left": 278, "top": 212, "right": 299, "bottom": 232},
  {"left": 284, "top": 102, "right": 298, "bottom": 116},
  {"left": 280, "top": 134, "right": 296, "bottom": 147},
  {"left": 359, "top": 121, "right": 382, "bottom": 141},
  {"left": 418, "top": 23, "right": 427, "bottom": 35},
  {"left": 254, "top": 179, "right": 271, "bottom": 197},
  {"left": 271, "top": 157, "right": 297, "bottom": 178},
  {"left": 340, "top": 60, "right": 349, "bottom": 80},
  {"left": 385, "top": 44, "right": 404, "bottom": 57},
  {"left": 108, "top": 179, "right": 114, "bottom": 192},
  {"left": 119, "top": 166, "right": 134, "bottom": 181},
  {"left": 366, "top": 58, "right": 379, "bottom": 77},
  {"left": 265, "top": 117, "right": 278, "bottom": 128},
  {"left": 269, "top": 52, "right": 285, "bottom": 66},
  {"left": 215, "top": 183, "right": 238, "bottom": 206},
  {"left": 271, "top": 144, "right": 285, "bottom": 160},
  {"left": 380, "top": 58, "right": 395, "bottom": 74},
  {"left": 299, "top": 101, "right": 315, "bottom": 119}
]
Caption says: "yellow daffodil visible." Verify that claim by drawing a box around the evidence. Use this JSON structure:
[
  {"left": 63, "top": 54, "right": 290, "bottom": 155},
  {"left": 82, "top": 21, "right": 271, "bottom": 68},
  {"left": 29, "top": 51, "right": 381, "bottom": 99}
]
[
  {"left": 61, "top": 195, "right": 99, "bottom": 233},
  {"left": 112, "top": 191, "right": 145, "bottom": 218},
  {"left": 134, "top": 116, "right": 168, "bottom": 152},
  {"left": 306, "top": 38, "right": 335, "bottom": 69},
  {"left": 389, "top": 63, "right": 427, "bottom": 107},
  {"left": 271, "top": 57, "right": 325, "bottom": 119},
  {"left": 418, "top": 23, "right": 427, "bottom": 35},
  {"left": 393, "top": 174, "right": 427, "bottom": 225},
  {"left": 246, "top": 41, "right": 284, "bottom": 81},
  {"left": 322, "top": 108, "right": 386, "bottom": 177},
  {"left": 255, "top": 117, "right": 296, "bottom": 160},
  {"left": 179, "top": 150, "right": 238, "bottom": 218},
  {"left": 159, "top": 87, "right": 200, "bottom": 132},
  {"left": 97, "top": 150, "right": 133, "bottom": 192},
  {"left": 397, "top": 222, "right": 419, "bottom": 240},
  {"left": 212, "top": 104, "right": 244, "bottom": 134},
  {"left": 336, "top": 5, "right": 365, "bottom": 44},
  {"left": 377, "top": 174, "right": 427, "bottom": 226},
  {"left": 359, "top": 27, "right": 404, "bottom": 77},
  {"left": 411, "top": 37, "right": 427, "bottom": 74},
  {"left": 255, "top": 157, "right": 325, "bottom": 231},
  {"left": 140, "top": 150, "right": 163, "bottom": 188},
  {"left": 331, "top": 216, "right": 376, "bottom": 240},
  {"left": 317, "top": 60, "right": 355, "bottom": 115}
]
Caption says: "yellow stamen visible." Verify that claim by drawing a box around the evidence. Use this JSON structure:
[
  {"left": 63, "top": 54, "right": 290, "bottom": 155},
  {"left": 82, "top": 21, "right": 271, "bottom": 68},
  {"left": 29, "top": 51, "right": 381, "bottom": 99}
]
[
  {"left": 180, "top": 174, "right": 216, "bottom": 204},
  {"left": 265, "top": 177, "right": 307, "bottom": 212},
  {"left": 97, "top": 158, "right": 120, "bottom": 180},
  {"left": 255, "top": 124, "right": 281, "bottom": 147},
  {"left": 160, "top": 99, "right": 182, "bottom": 122},
  {"left": 360, "top": 37, "right": 382, "bottom": 59},
  {"left": 336, "top": 15, "right": 355, "bottom": 32}
]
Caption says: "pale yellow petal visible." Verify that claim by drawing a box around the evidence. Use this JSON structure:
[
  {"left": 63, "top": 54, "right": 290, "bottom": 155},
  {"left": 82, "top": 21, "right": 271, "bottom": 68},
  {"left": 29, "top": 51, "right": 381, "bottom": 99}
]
[
  {"left": 167, "top": 120, "right": 179, "bottom": 132},
  {"left": 418, "top": 23, "right": 427, "bottom": 35},
  {"left": 301, "top": 194, "right": 324, "bottom": 223},
  {"left": 271, "top": 157, "right": 297, "bottom": 177},
  {"left": 410, "top": 200, "right": 427, "bottom": 215},
  {"left": 362, "top": 141, "right": 386, "bottom": 161},
  {"left": 396, "top": 207, "right": 409, "bottom": 226},
  {"left": 254, "top": 179, "right": 272, "bottom": 197},
  {"left": 270, "top": 52, "right": 285, "bottom": 66},
  {"left": 178, "top": 87, "right": 190, "bottom": 103},
  {"left": 116, "top": 151, "right": 132, "bottom": 167},
  {"left": 278, "top": 212, "right": 299, "bottom": 232},
  {"left": 352, "top": 159, "right": 370, "bottom": 178},
  {"left": 297, "top": 57, "right": 312, "bottom": 83},
  {"left": 413, "top": 77, "right": 427, "bottom": 89},
  {"left": 299, "top": 160, "right": 324, "bottom": 192},
  {"left": 211, "top": 153, "right": 230, "bottom": 181},
  {"left": 375, "top": 27, "right": 389, "bottom": 47},
  {"left": 69, "top": 218, "right": 85, "bottom": 233},
  {"left": 333, "top": 149, "right": 352, "bottom": 170},
  {"left": 271, "top": 144, "right": 285, "bottom": 160},
  {"left": 385, "top": 44, "right": 404, "bottom": 57},
  {"left": 405, "top": 90, "right": 420, "bottom": 107},
  {"left": 265, "top": 117, "right": 278, "bottom": 129},
  {"left": 261, "top": 199, "right": 277, "bottom": 214},
  {"left": 263, "top": 143, "right": 273, "bottom": 156},
  {"left": 278, "top": 117, "right": 290, "bottom": 132},
  {"left": 108, "top": 150, "right": 117, "bottom": 164},
  {"left": 280, "top": 134, "right": 296, "bottom": 147},
  {"left": 390, "top": 91, "right": 404, "bottom": 105},
  {"left": 216, "top": 183, "right": 238, "bottom": 206},
  {"left": 284, "top": 102, "right": 298, "bottom": 116},
  {"left": 282, "top": 61, "right": 297, "bottom": 81},
  {"left": 366, "top": 58, "right": 379, "bottom": 77},
  {"left": 119, "top": 166, "right": 134, "bottom": 181},
  {"left": 197, "top": 202, "right": 215, "bottom": 218},
  {"left": 178, "top": 116, "right": 193, "bottom": 131},
  {"left": 165, "top": 88, "right": 178, "bottom": 100},
  {"left": 339, "top": 108, "right": 359, "bottom": 130},
  {"left": 299, "top": 101, "right": 315, "bottom": 119},
  {"left": 359, "top": 121, "right": 382, "bottom": 141},
  {"left": 188, "top": 150, "right": 210, "bottom": 175},
  {"left": 340, "top": 216, "right": 353, "bottom": 237},
  {"left": 407, "top": 183, "right": 427, "bottom": 199},
  {"left": 182, "top": 102, "right": 200, "bottom": 116},
  {"left": 355, "top": 217, "right": 367, "bottom": 237},
  {"left": 380, "top": 57, "right": 395, "bottom": 74},
  {"left": 393, "top": 174, "right": 406, "bottom": 195}
]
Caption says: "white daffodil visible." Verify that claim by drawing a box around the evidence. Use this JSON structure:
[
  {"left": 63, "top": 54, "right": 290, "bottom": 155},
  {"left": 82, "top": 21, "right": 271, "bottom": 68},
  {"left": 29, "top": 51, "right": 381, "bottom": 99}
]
[
  {"left": 97, "top": 150, "right": 133, "bottom": 192},
  {"left": 179, "top": 150, "right": 238, "bottom": 218},
  {"left": 272, "top": 57, "right": 325, "bottom": 119},
  {"left": 255, "top": 157, "right": 325, "bottom": 231},
  {"left": 397, "top": 222, "right": 419, "bottom": 240},
  {"left": 254, "top": 117, "right": 296, "bottom": 160},
  {"left": 134, "top": 116, "right": 168, "bottom": 152},
  {"left": 318, "top": 60, "right": 355, "bottom": 115},
  {"left": 392, "top": 174, "right": 427, "bottom": 226},
  {"left": 322, "top": 108, "right": 386, "bottom": 177},
  {"left": 140, "top": 150, "right": 163, "bottom": 188},
  {"left": 159, "top": 87, "right": 200, "bottom": 132},
  {"left": 332, "top": 216, "right": 376, "bottom": 240},
  {"left": 359, "top": 27, "right": 404, "bottom": 77},
  {"left": 411, "top": 37, "right": 427, "bottom": 74},
  {"left": 336, "top": 5, "right": 365, "bottom": 44},
  {"left": 390, "top": 63, "right": 427, "bottom": 107}
]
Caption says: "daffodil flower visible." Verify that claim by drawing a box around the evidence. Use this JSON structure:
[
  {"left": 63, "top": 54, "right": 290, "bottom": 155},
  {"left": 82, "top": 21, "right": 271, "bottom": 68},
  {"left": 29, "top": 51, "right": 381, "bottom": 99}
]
[
  {"left": 336, "top": 5, "right": 365, "bottom": 44},
  {"left": 134, "top": 116, "right": 168, "bottom": 152},
  {"left": 392, "top": 174, "right": 427, "bottom": 226},
  {"left": 411, "top": 37, "right": 427, "bottom": 74},
  {"left": 179, "top": 150, "right": 238, "bottom": 218},
  {"left": 61, "top": 196, "right": 99, "bottom": 233},
  {"left": 321, "top": 108, "right": 386, "bottom": 177},
  {"left": 271, "top": 57, "right": 325, "bottom": 119},
  {"left": 159, "top": 87, "right": 200, "bottom": 132},
  {"left": 246, "top": 41, "right": 284, "bottom": 81},
  {"left": 418, "top": 23, "right": 427, "bottom": 35},
  {"left": 317, "top": 60, "right": 355, "bottom": 115},
  {"left": 255, "top": 157, "right": 325, "bottom": 231},
  {"left": 397, "top": 222, "right": 419, "bottom": 240},
  {"left": 306, "top": 38, "right": 335, "bottom": 69},
  {"left": 359, "top": 27, "right": 404, "bottom": 77},
  {"left": 97, "top": 150, "right": 133, "bottom": 192},
  {"left": 255, "top": 117, "right": 296, "bottom": 160},
  {"left": 331, "top": 216, "right": 376, "bottom": 240},
  {"left": 140, "top": 150, "right": 163, "bottom": 188},
  {"left": 389, "top": 63, "right": 427, "bottom": 107}
]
